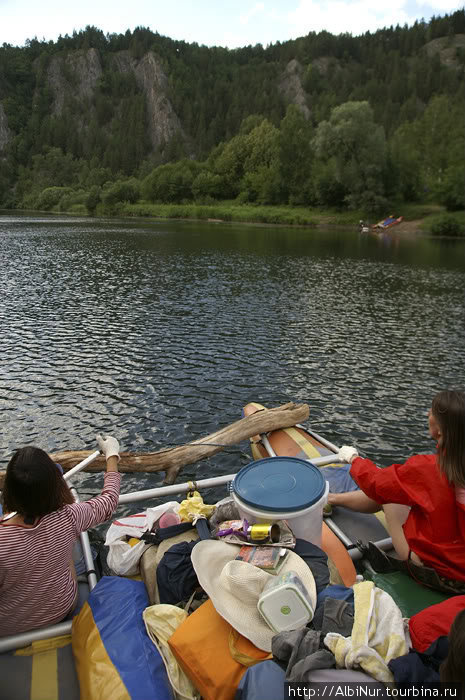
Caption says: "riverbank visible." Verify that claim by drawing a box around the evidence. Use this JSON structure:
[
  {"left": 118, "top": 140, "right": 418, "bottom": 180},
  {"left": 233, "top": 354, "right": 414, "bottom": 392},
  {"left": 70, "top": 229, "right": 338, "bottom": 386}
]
[
  {"left": 3, "top": 201, "right": 464, "bottom": 235},
  {"left": 97, "top": 201, "right": 465, "bottom": 236},
  {"left": 110, "top": 200, "right": 458, "bottom": 233}
]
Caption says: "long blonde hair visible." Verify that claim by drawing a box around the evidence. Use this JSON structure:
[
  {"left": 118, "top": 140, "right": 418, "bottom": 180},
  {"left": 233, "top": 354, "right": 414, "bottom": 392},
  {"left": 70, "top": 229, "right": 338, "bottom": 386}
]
[{"left": 433, "top": 390, "right": 465, "bottom": 487}]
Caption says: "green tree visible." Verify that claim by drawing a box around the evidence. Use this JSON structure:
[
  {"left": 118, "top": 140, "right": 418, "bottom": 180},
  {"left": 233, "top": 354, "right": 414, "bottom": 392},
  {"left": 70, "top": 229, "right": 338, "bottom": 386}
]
[
  {"left": 241, "top": 165, "right": 282, "bottom": 205},
  {"left": 388, "top": 122, "right": 424, "bottom": 201},
  {"left": 434, "top": 164, "right": 465, "bottom": 210},
  {"left": 142, "top": 160, "right": 201, "bottom": 203},
  {"left": 243, "top": 119, "right": 279, "bottom": 173},
  {"left": 311, "top": 158, "right": 347, "bottom": 208},
  {"left": 278, "top": 105, "right": 313, "bottom": 205},
  {"left": 101, "top": 178, "right": 140, "bottom": 210},
  {"left": 212, "top": 133, "right": 249, "bottom": 198},
  {"left": 313, "top": 101, "right": 387, "bottom": 209},
  {"left": 191, "top": 170, "right": 223, "bottom": 201},
  {"left": 417, "top": 96, "right": 465, "bottom": 189},
  {"left": 240, "top": 119, "right": 281, "bottom": 203},
  {"left": 212, "top": 117, "right": 281, "bottom": 203},
  {"left": 35, "top": 186, "right": 72, "bottom": 210},
  {"left": 86, "top": 185, "right": 101, "bottom": 214}
]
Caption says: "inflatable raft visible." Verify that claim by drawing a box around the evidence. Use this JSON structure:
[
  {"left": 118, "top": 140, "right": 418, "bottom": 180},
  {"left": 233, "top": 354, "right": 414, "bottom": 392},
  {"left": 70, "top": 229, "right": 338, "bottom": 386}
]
[
  {"left": 372, "top": 215, "right": 403, "bottom": 230},
  {"left": 0, "top": 406, "right": 452, "bottom": 698},
  {"left": 242, "top": 401, "right": 450, "bottom": 618}
]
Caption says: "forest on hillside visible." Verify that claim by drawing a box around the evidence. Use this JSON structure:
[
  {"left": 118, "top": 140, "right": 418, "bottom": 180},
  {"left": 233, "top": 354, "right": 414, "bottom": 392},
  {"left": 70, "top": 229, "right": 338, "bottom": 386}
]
[{"left": 0, "top": 9, "right": 464, "bottom": 217}]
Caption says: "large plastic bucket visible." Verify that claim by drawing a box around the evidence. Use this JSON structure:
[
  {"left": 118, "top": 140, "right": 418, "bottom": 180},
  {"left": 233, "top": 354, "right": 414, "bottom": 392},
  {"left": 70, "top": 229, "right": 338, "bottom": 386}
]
[{"left": 231, "top": 456, "right": 329, "bottom": 546}]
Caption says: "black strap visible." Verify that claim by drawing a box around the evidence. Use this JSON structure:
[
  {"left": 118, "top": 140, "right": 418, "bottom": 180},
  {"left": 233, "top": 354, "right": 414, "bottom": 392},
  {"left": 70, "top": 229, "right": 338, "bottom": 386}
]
[
  {"left": 141, "top": 521, "right": 194, "bottom": 545},
  {"left": 195, "top": 518, "right": 212, "bottom": 540}
]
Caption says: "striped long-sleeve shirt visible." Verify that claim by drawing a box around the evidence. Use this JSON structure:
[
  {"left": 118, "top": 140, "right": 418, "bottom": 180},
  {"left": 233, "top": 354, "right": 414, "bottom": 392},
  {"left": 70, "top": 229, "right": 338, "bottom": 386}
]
[{"left": 0, "top": 471, "right": 121, "bottom": 637}]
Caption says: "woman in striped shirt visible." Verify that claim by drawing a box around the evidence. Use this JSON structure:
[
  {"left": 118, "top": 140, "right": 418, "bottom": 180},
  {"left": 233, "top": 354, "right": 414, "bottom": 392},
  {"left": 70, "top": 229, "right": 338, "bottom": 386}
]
[{"left": 0, "top": 434, "right": 121, "bottom": 636}]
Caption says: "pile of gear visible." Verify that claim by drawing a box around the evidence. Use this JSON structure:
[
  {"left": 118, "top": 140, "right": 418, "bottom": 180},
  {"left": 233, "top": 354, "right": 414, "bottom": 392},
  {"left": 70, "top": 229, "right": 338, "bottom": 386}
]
[{"left": 72, "top": 490, "right": 462, "bottom": 700}]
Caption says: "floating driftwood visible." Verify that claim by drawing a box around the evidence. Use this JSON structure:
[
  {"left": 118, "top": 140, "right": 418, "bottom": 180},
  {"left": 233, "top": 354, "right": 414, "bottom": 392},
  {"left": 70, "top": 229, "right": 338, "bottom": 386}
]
[{"left": 0, "top": 403, "right": 309, "bottom": 489}]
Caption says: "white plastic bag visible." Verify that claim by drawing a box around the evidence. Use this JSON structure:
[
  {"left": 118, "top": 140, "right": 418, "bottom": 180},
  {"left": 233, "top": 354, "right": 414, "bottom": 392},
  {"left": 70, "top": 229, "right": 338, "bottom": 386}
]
[{"left": 105, "top": 501, "right": 181, "bottom": 576}]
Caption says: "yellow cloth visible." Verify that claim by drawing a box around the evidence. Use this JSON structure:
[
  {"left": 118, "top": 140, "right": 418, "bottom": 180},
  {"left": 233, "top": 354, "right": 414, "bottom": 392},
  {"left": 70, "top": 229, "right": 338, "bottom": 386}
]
[
  {"left": 178, "top": 490, "right": 215, "bottom": 523},
  {"left": 143, "top": 604, "right": 200, "bottom": 700},
  {"left": 324, "top": 581, "right": 408, "bottom": 683}
]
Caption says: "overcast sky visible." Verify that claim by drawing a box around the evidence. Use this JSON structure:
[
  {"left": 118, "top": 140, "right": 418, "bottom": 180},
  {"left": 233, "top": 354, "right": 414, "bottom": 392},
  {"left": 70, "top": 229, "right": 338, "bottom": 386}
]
[{"left": 1, "top": 0, "right": 463, "bottom": 49}]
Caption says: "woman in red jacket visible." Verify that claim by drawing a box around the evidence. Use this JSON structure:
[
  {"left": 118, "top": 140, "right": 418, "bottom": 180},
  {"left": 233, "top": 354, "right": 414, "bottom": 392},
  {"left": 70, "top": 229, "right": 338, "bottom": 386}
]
[{"left": 328, "top": 390, "right": 465, "bottom": 590}]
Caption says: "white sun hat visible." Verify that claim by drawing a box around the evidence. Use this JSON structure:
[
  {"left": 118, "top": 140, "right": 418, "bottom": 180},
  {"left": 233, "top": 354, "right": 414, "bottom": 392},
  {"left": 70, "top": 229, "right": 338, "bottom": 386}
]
[{"left": 191, "top": 540, "right": 317, "bottom": 652}]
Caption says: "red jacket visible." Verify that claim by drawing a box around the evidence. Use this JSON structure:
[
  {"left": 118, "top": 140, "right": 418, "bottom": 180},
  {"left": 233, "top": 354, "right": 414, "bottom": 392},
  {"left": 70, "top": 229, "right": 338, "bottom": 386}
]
[
  {"left": 350, "top": 454, "right": 465, "bottom": 581},
  {"left": 409, "top": 595, "right": 465, "bottom": 651}
]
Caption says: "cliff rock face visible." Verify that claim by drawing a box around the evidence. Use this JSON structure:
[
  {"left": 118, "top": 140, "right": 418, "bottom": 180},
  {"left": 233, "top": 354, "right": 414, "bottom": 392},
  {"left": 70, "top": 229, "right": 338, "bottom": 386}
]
[
  {"left": 424, "top": 33, "right": 465, "bottom": 69},
  {"left": 47, "top": 48, "right": 103, "bottom": 115},
  {"left": 0, "top": 103, "right": 10, "bottom": 153},
  {"left": 112, "top": 50, "right": 183, "bottom": 150},
  {"left": 45, "top": 47, "right": 182, "bottom": 152},
  {"left": 278, "top": 59, "right": 311, "bottom": 119}
]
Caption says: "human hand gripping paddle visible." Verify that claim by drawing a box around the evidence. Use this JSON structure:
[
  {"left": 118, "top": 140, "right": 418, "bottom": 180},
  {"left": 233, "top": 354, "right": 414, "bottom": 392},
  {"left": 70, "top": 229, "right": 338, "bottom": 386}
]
[
  {"left": 95, "top": 435, "right": 120, "bottom": 470},
  {"left": 63, "top": 434, "right": 120, "bottom": 482}
]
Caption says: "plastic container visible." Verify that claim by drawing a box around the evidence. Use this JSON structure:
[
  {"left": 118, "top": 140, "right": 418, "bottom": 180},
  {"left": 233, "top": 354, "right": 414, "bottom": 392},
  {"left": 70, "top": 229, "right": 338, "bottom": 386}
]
[
  {"left": 257, "top": 570, "right": 314, "bottom": 632},
  {"left": 231, "top": 457, "right": 329, "bottom": 545}
]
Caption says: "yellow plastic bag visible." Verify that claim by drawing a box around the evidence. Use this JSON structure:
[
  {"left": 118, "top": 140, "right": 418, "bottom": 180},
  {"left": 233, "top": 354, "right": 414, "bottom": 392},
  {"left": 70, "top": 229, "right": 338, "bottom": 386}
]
[
  {"left": 178, "top": 487, "right": 215, "bottom": 523},
  {"left": 143, "top": 604, "right": 200, "bottom": 700}
]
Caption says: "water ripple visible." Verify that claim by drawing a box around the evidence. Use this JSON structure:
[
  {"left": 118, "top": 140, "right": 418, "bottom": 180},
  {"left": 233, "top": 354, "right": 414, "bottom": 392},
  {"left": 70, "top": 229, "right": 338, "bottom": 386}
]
[{"left": 1, "top": 215, "right": 464, "bottom": 512}]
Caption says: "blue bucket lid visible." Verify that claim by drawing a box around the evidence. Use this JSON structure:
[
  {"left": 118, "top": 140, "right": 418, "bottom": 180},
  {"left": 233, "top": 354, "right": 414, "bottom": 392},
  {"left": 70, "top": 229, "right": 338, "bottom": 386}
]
[{"left": 232, "top": 457, "right": 326, "bottom": 512}]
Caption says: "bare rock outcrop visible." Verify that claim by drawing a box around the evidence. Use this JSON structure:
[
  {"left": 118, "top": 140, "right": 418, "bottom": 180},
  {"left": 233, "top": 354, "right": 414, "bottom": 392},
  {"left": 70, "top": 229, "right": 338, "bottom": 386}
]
[
  {"left": 113, "top": 50, "right": 183, "bottom": 150},
  {"left": 44, "top": 47, "right": 182, "bottom": 153},
  {"left": 47, "top": 48, "right": 102, "bottom": 115},
  {"left": 0, "top": 103, "right": 10, "bottom": 153},
  {"left": 423, "top": 34, "right": 465, "bottom": 69},
  {"left": 278, "top": 59, "right": 311, "bottom": 119}
]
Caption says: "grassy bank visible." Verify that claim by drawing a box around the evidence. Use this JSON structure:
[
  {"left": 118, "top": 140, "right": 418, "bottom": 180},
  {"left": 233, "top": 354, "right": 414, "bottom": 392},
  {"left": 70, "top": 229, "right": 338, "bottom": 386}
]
[
  {"left": 118, "top": 200, "right": 393, "bottom": 227},
  {"left": 418, "top": 209, "right": 465, "bottom": 235},
  {"left": 115, "top": 200, "right": 465, "bottom": 233},
  {"left": 7, "top": 199, "right": 465, "bottom": 234},
  {"left": 121, "top": 201, "right": 322, "bottom": 226}
]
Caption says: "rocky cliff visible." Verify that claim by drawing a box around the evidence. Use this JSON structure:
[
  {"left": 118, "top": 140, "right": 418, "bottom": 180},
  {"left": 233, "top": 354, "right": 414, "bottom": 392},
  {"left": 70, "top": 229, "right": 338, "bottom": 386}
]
[
  {"left": 112, "top": 50, "right": 183, "bottom": 150},
  {"left": 423, "top": 33, "right": 465, "bottom": 69},
  {"left": 46, "top": 47, "right": 103, "bottom": 116},
  {"left": 43, "top": 47, "right": 184, "bottom": 155},
  {"left": 3, "top": 46, "right": 308, "bottom": 162},
  {"left": 278, "top": 59, "right": 311, "bottom": 119}
]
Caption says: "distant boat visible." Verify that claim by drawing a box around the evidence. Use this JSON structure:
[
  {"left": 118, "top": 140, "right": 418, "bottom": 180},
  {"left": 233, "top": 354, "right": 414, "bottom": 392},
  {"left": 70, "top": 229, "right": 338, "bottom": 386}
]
[{"left": 372, "top": 215, "right": 403, "bottom": 230}]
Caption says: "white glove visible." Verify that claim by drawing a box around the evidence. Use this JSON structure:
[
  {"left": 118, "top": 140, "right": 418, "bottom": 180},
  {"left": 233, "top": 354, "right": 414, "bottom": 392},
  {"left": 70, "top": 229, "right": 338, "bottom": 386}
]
[
  {"left": 96, "top": 434, "right": 120, "bottom": 461},
  {"left": 338, "top": 445, "right": 359, "bottom": 464}
]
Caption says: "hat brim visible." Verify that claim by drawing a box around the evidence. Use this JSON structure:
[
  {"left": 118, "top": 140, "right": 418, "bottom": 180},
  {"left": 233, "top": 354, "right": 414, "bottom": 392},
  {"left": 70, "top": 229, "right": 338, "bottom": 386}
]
[{"left": 191, "top": 540, "right": 317, "bottom": 651}]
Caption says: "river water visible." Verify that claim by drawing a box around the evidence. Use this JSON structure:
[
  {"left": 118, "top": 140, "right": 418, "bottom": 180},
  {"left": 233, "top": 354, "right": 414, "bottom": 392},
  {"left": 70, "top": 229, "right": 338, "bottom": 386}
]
[{"left": 1, "top": 213, "right": 464, "bottom": 512}]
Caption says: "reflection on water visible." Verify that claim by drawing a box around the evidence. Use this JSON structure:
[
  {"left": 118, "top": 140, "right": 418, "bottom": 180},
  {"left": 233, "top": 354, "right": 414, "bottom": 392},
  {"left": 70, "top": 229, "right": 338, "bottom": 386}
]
[{"left": 0, "top": 214, "right": 464, "bottom": 511}]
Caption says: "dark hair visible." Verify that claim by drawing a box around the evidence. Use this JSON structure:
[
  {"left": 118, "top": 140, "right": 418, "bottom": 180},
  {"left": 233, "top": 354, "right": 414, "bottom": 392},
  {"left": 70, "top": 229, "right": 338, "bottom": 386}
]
[
  {"left": 2, "top": 446, "right": 74, "bottom": 519},
  {"left": 432, "top": 390, "right": 465, "bottom": 487},
  {"left": 440, "top": 608, "right": 465, "bottom": 686}
]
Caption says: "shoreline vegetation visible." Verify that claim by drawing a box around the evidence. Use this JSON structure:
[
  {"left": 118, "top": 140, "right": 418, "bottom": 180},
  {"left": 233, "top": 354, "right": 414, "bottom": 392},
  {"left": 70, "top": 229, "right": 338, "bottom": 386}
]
[
  {"left": 4, "top": 202, "right": 465, "bottom": 236},
  {"left": 2, "top": 19, "right": 464, "bottom": 239}
]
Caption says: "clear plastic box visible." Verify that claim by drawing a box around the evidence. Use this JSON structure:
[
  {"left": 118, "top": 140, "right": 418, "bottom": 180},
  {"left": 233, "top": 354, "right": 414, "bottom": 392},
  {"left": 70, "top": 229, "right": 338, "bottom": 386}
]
[{"left": 257, "top": 570, "right": 314, "bottom": 632}]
